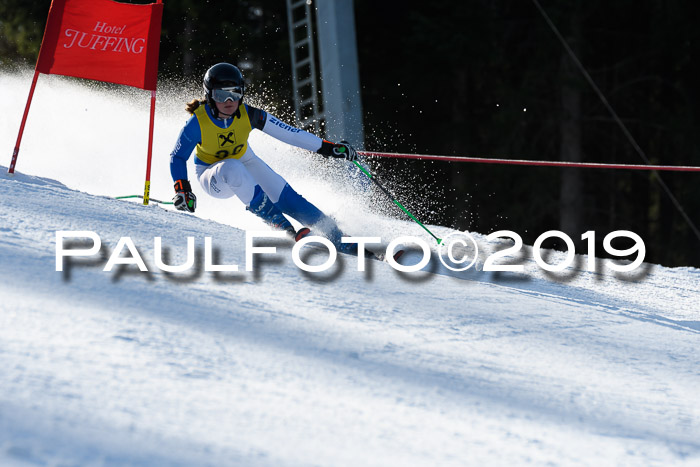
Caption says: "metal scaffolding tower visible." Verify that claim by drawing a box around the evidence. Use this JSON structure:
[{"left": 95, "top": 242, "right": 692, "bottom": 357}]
[
  {"left": 286, "top": 0, "right": 324, "bottom": 135},
  {"left": 286, "top": 0, "right": 364, "bottom": 148}
]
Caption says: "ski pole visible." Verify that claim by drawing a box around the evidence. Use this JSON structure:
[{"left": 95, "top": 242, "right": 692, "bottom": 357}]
[{"left": 352, "top": 160, "right": 442, "bottom": 244}]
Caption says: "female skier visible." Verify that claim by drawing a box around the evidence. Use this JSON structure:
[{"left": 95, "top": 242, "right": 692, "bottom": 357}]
[{"left": 169, "top": 62, "right": 359, "bottom": 249}]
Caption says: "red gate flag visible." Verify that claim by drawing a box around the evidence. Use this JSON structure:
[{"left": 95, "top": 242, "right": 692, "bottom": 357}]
[
  {"left": 36, "top": 0, "right": 164, "bottom": 90},
  {"left": 9, "top": 0, "right": 163, "bottom": 204}
]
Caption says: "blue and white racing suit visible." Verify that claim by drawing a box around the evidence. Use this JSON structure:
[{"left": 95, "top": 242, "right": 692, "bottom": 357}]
[{"left": 170, "top": 102, "right": 328, "bottom": 227}]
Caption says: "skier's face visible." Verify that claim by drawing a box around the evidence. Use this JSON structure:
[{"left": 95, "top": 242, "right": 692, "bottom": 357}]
[{"left": 215, "top": 99, "right": 239, "bottom": 117}]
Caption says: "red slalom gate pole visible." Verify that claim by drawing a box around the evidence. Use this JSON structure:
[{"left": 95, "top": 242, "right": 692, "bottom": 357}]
[
  {"left": 142, "top": 89, "right": 157, "bottom": 205},
  {"left": 358, "top": 151, "right": 700, "bottom": 172},
  {"left": 8, "top": 69, "right": 41, "bottom": 174},
  {"left": 141, "top": 0, "right": 162, "bottom": 205}
]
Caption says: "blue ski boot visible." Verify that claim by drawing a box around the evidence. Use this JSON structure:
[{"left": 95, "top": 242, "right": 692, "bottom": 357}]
[{"left": 247, "top": 186, "right": 309, "bottom": 241}]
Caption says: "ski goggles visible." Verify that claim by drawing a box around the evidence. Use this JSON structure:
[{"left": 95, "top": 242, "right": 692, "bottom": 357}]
[{"left": 211, "top": 86, "right": 244, "bottom": 103}]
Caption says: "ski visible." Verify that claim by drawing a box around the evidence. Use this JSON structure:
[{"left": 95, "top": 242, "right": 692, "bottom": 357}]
[
  {"left": 295, "top": 231, "right": 404, "bottom": 265},
  {"left": 337, "top": 243, "right": 405, "bottom": 264}
]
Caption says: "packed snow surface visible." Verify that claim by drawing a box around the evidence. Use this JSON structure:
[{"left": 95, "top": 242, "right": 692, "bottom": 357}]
[{"left": 1, "top": 71, "right": 699, "bottom": 466}]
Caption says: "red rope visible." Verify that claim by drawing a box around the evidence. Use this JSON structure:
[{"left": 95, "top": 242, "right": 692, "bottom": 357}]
[{"left": 359, "top": 151, "right": 700, "bottom": 172}]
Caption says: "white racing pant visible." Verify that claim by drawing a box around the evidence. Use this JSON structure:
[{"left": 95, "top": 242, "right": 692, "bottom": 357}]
[
  {"left": 194, "top": 143, "right": 335, "bottom": 239},
  {"left": 195, "top": 145, "right": 287, "bottom": 206}
]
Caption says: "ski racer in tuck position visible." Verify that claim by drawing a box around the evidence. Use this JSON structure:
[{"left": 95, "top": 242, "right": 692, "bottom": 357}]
[{"left": 169, "top": 62, "right": 362, "bottom": 254}]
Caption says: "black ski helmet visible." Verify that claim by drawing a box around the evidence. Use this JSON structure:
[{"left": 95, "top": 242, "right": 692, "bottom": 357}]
[{"left": 203, "top": 63, "right": 246, "bottom": 115}]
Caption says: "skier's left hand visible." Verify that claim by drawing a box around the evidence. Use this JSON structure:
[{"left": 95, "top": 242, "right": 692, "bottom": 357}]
[{"left": 319, "top": 140, "right": 358, "bottom": 161}]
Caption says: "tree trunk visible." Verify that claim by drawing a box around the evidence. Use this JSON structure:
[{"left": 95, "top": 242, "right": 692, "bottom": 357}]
[
  {"left": 558, "top": 5, "right": 583, "bottom": 240},
  {"left": 451, "top": 68, "right": 470, "bottom": 230}
]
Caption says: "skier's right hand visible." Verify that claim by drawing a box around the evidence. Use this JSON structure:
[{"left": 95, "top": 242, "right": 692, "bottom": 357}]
[{"left": 173, "top": 179, "right": 197, "bottom": 213}]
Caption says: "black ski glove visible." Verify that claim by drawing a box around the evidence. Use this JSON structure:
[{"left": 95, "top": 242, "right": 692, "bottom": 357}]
[
  {"left": 318, "top": 140, "right": 358, "bottom": 161},
  {"left": 173, "top": 179, "right": 197, "bottom": 213}
]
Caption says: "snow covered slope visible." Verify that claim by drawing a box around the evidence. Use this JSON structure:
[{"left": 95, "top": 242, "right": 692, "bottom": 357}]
[{"left": 1, "top": 72, "right": 699, "bottom": 466}]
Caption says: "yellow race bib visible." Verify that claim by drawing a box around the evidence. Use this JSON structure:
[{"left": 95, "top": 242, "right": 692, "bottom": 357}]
[{"left": 193, "top": 104, "right": 252, "bottom": 164}]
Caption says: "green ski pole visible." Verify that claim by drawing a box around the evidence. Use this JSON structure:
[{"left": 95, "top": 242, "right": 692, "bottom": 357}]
[
  {"left": 352, "top": 160, "right": 442, "bottom": 245},
  {"left": 115, "top": 195, "right": 173, "bottom": 205}
]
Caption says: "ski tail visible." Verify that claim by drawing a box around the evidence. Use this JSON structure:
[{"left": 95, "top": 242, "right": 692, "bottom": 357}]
[{"left": 294, "top": 227, "right": 311, "bottom": 242}]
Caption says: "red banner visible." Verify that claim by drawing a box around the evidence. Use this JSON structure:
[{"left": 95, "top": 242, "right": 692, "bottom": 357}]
[{"left": 36, "top": 0, "right": 163, "bottom": 90}]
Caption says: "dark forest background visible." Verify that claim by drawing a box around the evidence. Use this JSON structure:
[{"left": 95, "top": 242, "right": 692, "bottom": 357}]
[{"left": 2, "top": 0, "right": 699, "bottom": 267}]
